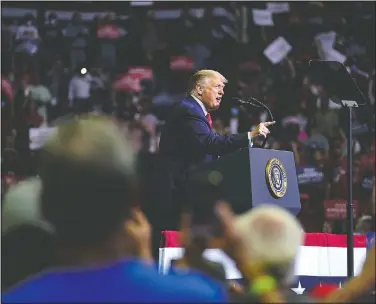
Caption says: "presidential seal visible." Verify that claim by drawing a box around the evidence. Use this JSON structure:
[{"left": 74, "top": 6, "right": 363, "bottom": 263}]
[{"left": 265, "top": 158, "right": 287, "bottom": 198}]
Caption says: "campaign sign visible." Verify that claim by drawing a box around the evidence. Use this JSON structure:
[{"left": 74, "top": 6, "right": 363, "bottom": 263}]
[
  {"left": 323, "top": 200, "right": 358, "bottom": 220},
  {"left": 296, "top": 166, "right": 324, "bottom": 185}
]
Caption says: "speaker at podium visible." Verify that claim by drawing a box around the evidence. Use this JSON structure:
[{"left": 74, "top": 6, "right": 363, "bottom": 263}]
[{"left": 186, "top": 147, "right": 301, "bottom": 222}]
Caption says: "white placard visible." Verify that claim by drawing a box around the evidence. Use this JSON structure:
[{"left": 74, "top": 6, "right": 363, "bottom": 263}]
[
  {"left": 314, "top": 31, "right": 345, "bottom": 62},
  {"left": 130, "top": 1, "right": 153, "bottom": 6},
  {"left": 263, "top": 36, "right": 292, "bottom": 64},
  {"left": 266, "top": 2, "right": 290, "bottom": 13},
  {"left": 315, "top": 31, "right": 336, "bottom": 52},
  {"left": 252, "top": 9, "right": 274, "bottom": 26},
  {"left": 324, "top": 48, "right": 347, "bottom": 64}
]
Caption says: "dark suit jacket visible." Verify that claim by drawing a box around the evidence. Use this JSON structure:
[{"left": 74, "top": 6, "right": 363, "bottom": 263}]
[{"left": 154, "top": 96, "right": 249, "bottom": 229}]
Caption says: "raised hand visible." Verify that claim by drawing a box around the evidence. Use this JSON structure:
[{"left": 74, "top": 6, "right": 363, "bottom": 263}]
[{"left": 125, "top": 208, "right": 153, "bottom": 263}]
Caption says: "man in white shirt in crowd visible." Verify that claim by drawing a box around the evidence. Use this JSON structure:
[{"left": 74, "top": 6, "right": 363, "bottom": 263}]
[
  {"left": 68, "top": 66, "right": 92, "bottom": 114},
  {"left": 15, "top": 14, "right": 40, "bottom": 71}
]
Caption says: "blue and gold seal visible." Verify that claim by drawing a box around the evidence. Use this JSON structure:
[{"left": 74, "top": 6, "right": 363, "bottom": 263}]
[{"left": 265, "top": 158, "right": 287, "bottom": 198}]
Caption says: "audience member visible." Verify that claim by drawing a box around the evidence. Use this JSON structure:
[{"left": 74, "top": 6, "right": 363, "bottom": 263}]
[
  {"left": 68, "top": 65, "right": 92, "bottom": 114},
  {"left": 96, "top": 12, "right": 126, "bottom": 69},
  {"left": 63, "top": 12, "right": 89, "bottom": 70},
  {"left": 234, "top": 205, "right": 314, "bottom": 302},
  {"left": 2, "top": 177, "right": 54, "bottom": 291},
  {"left": 25, "top": 75, "right": 52, "bottom": 126},
  {"left": 2, "top": 117, "right": 230, "bottom": 303},
  {"left": 14, "top": 13, "right": 40, "bottom": 72},
  {"left": 42, "top": 12, "right": 63, "bottom": 70},
  {"left": 46, "top": 56, "right": 69, "bottom": 112},
  {"left": 356, "top": 215, "right": 374, "bottom": 234}
]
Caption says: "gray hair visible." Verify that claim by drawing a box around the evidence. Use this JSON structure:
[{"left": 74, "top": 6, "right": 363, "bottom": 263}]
[
  {"left": 2, "top": 177, "right": 54, "bottom": 235},
  {"left": 355, "top": 215, "right": 373, "bottom": 234},
  {"left": 234, "top": 204, "right": 304, "bottom": 286}
]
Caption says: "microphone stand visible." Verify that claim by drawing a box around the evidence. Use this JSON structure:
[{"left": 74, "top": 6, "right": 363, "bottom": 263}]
[{"left": 233, "top": 97, "right": 274, "bottom": 148}]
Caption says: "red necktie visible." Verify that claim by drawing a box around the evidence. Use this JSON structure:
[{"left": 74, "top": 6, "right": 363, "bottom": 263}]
[{"left": 206, "top": 113, "right": 213, "bottom": 130}]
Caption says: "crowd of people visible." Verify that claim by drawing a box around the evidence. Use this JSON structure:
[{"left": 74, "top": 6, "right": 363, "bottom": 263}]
[
  {"left": 2, "top": 116, "right": 375, "bottom": 302},
  {"left": 2, "top": 2, "right": 375, "bottom": 234},
  {"left": 1, "top": 2, "right": 375, "bottom": 302}
]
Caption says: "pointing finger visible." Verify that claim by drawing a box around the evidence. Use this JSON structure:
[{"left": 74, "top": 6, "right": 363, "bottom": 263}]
[{"left": 264, "top": 121, "right": 276, "bottom": 127}]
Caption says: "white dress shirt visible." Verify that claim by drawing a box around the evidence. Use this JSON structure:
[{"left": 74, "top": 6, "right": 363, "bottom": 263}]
[
  {"left": 68, "top": 75, "right": 92, "bottom": 102},
  {"left": 191, "top": 95, "right": 252, "bottom": 146}
]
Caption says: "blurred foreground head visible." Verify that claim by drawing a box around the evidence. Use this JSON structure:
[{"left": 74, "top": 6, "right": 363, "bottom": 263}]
[
  {"left": 40, "top": 115, "right": 138, "bottom": 247},
  {"left": 235, "top": 205, "right": 304, "bottom": 286},
  {"left": 2, "top": 178, "right": 54, "bottom": 290}
]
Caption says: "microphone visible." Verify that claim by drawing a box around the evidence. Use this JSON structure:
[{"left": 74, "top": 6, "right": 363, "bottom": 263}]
[
  {"left": 232, "top": 97, "right": 274, "bottom": 148},
  {"left": 232, "top": 97, "right": 262, "bottom": 108}
]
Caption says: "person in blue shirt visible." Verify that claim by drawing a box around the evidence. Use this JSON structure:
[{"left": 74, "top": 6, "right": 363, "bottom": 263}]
[{"left": 2, "top": 116, "right": 228, "bottom": 303}]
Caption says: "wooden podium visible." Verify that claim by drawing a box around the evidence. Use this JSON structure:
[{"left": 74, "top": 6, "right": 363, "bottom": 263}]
[{"left": 186, "top": 147, "right": 301, "bottom": 219}]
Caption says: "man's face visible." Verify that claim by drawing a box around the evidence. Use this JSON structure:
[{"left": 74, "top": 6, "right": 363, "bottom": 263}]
[{"left": 198, "top": 76, "right": 225, "bottom": 111}]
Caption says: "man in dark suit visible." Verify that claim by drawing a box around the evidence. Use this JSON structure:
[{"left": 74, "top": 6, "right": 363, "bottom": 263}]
[{"left": 152, "top": 70, "right": 275, "bottom": 232}]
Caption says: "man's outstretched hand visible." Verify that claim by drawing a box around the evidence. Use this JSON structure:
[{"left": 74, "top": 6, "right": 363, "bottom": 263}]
[{"left": 250, "top": 121, "right": 276, "bottom": 138}]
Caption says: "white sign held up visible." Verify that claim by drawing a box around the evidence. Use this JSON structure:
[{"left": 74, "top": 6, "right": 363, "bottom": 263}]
[
  {"left": 266, "top": 2, "right": 290, "bottom": 14},
  {"left": 252, "top": 9, "right": 274, "bottom": 26},
  {"left": 324, "top": 49, "right": 347, "bottom": 64},
  {"left": 314, "top": 31, "right": 347, "bottom": 63},
  {"left": 263, "top": 37, "right": 292, "bottom": 64},
  {"left": 315, "top": 31, "right": 336, "bottom": 52}
]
